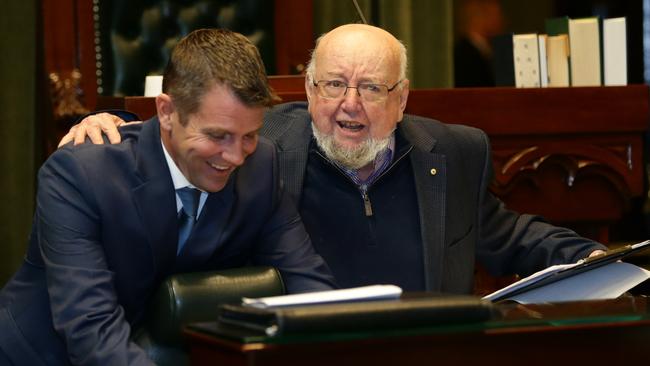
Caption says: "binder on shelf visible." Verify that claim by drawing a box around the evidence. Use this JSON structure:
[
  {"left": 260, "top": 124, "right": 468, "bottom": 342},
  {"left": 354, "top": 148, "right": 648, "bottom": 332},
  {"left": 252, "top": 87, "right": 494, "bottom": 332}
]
[
  {"left": 603, "top": 17, "right": 627, "bottom": 86},
  {"left": 546, "top": 34, "right": 570, "bottom": 87},
  {"left": 568, "top": 17, "right": 601, "bottom": 86},
  {"left": 492, "top": 33, "right": 516, "bottom": 87},
  {"left": 513, "top": 34, "right": 541, "bottom": 88},
  {"left": 545, "top": 16, "right": 571, "bottom": 85},
  {"left": 545, "top": 16, "right": 570, "bottom": 36}
]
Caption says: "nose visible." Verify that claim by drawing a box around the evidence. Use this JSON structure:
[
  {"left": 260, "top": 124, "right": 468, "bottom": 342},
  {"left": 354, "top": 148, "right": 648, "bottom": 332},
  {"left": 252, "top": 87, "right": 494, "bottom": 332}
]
[
  {"left": 221, "top": 140, "right": 246, "bottom": 166},
  {"left": 341, "top": 86, "right": 362, "bottom": 112}
]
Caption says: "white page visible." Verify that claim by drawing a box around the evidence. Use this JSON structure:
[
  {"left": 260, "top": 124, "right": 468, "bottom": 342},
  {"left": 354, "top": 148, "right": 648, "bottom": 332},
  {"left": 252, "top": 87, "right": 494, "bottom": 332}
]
[
  {"left": 242, "top": 284, "right": 403, "bottom": 309},
  {"left": 538, "top": 34, "right": 548, "bottom": 87},
  {"left": 482, "top": 263, "right": 577, "bottom": 302},
  {"left": 508, "top": 261, "right": 650, "bottom": 304}
]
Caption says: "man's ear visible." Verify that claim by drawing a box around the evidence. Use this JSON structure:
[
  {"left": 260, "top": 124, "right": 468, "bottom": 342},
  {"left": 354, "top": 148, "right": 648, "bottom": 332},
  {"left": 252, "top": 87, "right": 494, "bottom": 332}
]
[
  {"left": 305, "top": 76, "right": 314, "bottom": 104},
  {"left": 396, "top": 79, "right": 410, "bottom": 122},
  {"left": 156, "top": 93, "right": 175, "bottom": 131}
]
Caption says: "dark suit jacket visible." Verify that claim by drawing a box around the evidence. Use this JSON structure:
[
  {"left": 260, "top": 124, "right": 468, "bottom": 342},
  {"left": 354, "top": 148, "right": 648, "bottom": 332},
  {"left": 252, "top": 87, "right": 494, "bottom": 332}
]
[
  {"left": 0, "top": 117, "right": 334, "bottom": 365},
  {"left": 261, "top": 102, "right": 605, "bottom": 294}
]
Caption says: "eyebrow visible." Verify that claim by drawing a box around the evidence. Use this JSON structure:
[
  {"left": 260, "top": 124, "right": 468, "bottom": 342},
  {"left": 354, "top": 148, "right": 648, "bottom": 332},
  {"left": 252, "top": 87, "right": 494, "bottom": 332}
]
[
  {"left": 200, "top": 126, "right": 263, "bottom": 136},
  {"left": 321, "top": 72, "right": 386, "bottom": 84},
  {"left": 248, "top": 127, "right": 263, "bottom": 135}
]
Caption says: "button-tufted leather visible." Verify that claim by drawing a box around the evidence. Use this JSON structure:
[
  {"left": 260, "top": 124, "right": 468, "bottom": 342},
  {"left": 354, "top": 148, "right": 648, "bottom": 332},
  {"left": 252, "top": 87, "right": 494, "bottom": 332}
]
[
  {"left": 133, "top": 266, "right": 286, "bottom": 366},
  {"left": 96, "top": 0, "right": 275, "bottom": 96}
]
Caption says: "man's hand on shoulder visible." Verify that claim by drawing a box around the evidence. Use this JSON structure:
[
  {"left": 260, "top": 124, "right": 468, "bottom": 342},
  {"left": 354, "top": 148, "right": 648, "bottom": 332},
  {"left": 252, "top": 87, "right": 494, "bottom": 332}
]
[
  {"left": 587, "top": 249, "right": 607, "bottom": 258},
  {"left": 58, "top": 112, "right": 141, "bottom": 147}
]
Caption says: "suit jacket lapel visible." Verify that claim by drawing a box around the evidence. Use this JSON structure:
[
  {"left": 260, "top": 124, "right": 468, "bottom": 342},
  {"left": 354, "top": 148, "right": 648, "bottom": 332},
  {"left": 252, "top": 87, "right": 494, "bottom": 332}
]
[
  {"left": 262, "top": 106, "right": 312, "bottom": 203},
  {"left": 401, "top": 120, "right": 447, "bottom": 292},
  {"left": 132, "top": 117, "right": 178, "bottom": 277}
]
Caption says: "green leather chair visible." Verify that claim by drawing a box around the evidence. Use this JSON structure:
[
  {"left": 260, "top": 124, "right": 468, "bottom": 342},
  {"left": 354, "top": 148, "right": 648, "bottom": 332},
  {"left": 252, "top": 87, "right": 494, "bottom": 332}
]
[
  {"left": 95, "top": 0, "right": 275, "bottom": 96},
  {"left": 133, "top": 266, "right": 286, "bottom": 366}
]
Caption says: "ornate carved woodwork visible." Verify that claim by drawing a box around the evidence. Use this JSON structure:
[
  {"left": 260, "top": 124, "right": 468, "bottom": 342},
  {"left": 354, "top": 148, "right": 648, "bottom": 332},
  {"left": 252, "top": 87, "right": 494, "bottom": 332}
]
[
  {"left": 48, "top": 69, "right": 89, "bottom": 120},
  {"left": 405, "top": 86, "right": 649, "bottom": 243}
]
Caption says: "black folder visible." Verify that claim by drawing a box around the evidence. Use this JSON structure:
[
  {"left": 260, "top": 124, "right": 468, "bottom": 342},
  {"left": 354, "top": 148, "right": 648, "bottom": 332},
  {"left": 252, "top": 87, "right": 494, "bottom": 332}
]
[
  {"left": 212, "top": 295, "right": 495, "bottom": 337},
  {"left": 486, "top": 239, "right": 650, "bottom": 302}
]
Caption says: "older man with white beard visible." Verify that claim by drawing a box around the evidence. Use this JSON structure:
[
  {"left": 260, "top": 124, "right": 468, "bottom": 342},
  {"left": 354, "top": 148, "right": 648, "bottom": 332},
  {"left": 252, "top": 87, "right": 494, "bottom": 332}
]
[{"left": 62, "top": 24, "right": 606, "bottom": 294}]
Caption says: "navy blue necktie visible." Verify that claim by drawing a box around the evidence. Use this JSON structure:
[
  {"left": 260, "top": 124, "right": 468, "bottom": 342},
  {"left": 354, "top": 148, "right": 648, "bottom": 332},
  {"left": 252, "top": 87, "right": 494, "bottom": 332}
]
[{"left": 176, "top": 187, "right": 201, "bottom": 255}]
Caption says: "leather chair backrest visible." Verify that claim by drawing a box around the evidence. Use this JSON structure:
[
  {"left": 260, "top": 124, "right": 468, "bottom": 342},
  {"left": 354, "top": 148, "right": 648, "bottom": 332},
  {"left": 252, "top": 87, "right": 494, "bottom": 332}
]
[
  {"left": 95, "top": 0, "right": 275, "bottom": 96},
  {"left": 133, "top": 266, "right": 285, "bottom": 365}
]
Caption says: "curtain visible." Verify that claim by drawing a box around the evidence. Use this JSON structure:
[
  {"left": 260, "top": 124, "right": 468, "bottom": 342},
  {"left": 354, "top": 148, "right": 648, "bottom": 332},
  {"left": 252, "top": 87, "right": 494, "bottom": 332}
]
[
  {"left": 312, "top": 0, "right": 453, "bottom": 88},
  {"left": 0, "top": 1, "right": 38, "bottom": 285}
]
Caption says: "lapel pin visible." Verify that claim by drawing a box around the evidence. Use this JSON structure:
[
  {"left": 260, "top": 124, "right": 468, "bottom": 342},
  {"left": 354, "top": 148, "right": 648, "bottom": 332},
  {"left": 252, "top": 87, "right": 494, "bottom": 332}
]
[{"left": 430, "top": 168, "right": 437, "bottom": 176}]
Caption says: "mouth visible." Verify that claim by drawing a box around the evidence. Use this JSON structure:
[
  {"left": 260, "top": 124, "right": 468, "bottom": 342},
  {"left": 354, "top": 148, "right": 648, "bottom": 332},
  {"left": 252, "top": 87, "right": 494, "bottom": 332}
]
[
  {"left": 208, "top": 162, "right": 233, "bottom": 174},
  {"left": 337, "top": 120, "right": 365, "bottom": 132}
]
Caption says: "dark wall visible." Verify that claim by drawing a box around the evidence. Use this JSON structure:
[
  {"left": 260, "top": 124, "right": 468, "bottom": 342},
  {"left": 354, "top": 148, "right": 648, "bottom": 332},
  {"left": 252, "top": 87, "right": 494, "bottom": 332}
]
[{"left": 0, "top": 0, "right": 38, "bottom": 286}]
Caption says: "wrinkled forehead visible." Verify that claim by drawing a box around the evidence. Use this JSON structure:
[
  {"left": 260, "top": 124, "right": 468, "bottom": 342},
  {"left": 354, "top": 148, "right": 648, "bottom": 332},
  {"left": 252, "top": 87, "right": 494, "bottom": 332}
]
[{"left": 315, "top": 29, "right": 401, "bottom": 82}]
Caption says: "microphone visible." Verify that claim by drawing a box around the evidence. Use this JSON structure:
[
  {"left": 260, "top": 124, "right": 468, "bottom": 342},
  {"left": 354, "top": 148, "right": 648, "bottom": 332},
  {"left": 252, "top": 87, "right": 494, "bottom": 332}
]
[{"left": 352, "top": 0, "right": 368, "bottom": 24}]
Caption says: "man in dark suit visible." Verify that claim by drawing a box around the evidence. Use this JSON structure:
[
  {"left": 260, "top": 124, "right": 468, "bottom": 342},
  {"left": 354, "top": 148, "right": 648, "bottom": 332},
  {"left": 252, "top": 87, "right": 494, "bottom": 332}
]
[
  {"left": 62, "top": 24, "right": 605, "bottom": 294},
  {"left": 0, "top": 29, "right": 335, "bottom": 365},
  {"left": 454, "top": 0, "right": 505, "bottom": 87}
]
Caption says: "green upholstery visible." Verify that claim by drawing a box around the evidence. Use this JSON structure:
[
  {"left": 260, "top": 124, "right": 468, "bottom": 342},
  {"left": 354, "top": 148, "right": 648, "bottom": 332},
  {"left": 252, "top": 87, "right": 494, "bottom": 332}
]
[
  {"left": 95, "top": 0, "right": 275, "bottom": 96},
  {"left": 133, "top": 266, "right": 286, "bottom": 365}
]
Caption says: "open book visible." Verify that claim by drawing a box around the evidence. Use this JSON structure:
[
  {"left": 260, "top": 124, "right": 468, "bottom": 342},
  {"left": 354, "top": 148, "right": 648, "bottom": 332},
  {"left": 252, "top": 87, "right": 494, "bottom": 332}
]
[{"left": 484, "top": 240, "right": 650, "bottom": 303}]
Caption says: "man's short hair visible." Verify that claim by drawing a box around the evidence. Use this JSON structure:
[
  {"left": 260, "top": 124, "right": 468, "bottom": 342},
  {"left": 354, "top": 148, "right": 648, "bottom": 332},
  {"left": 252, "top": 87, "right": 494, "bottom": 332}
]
[{"left": 162, "top": 28, "right": 278, "bottom": 121}]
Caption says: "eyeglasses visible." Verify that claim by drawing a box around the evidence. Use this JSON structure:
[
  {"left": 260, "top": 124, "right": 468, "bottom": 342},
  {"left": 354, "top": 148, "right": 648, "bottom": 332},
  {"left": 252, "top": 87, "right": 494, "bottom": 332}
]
[{"left": 312, "top": 79, "right": 403, "bottom": 102}]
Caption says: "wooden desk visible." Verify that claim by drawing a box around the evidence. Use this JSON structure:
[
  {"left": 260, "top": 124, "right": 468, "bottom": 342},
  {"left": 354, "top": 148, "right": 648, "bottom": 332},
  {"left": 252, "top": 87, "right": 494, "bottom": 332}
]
[{"left": 185, "top": 297, "right": 650, "bottom": 365}]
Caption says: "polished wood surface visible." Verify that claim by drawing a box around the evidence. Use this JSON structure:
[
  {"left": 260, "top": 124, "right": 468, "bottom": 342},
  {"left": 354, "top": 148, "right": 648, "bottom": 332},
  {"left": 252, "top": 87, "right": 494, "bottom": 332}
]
[
  {"left": 185, "top": 297, "right": 650, "bottom": 365},
  {"left": 42, "top": 0, "right": 96, "bottom": 109},
  {"left": 97, "top": 85, "right": 650, "bottom": 244},
  {"left": 97, "top": 97, "right": 158, "bottom": 121},
  {"left": 273, "top": 1, "right": 314, "bottom": 74}
]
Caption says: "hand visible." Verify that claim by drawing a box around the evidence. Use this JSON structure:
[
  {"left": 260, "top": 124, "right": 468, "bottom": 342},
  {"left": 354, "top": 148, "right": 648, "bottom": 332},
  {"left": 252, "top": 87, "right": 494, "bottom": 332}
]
[
  {"left": 587, "top": 249, "right": 606, "bottom": 258},
  {"left": 58, "top": 113, "right": 138, "bottom": 147}
]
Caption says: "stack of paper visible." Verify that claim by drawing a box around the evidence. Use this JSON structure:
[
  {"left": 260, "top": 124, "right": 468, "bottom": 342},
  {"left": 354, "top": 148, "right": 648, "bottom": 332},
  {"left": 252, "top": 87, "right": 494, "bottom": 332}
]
[{"left": 242, "top": 284, "right": 403, "bottom": 308}]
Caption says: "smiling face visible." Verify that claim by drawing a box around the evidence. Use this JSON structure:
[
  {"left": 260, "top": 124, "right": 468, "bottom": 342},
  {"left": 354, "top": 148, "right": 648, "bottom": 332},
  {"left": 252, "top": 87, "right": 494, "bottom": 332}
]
[
  {"left": 306, "top": 24, "right": 409, "bottom": 168},
  {"left": 158, "top": 83, "right": 264, "bottom": 192}
]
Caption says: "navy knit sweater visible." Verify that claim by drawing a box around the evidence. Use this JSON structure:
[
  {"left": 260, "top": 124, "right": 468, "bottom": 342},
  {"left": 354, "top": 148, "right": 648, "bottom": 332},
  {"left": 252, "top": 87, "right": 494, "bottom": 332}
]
[{"left": 299, "top": 131, "right": 426, "bottom": 290}]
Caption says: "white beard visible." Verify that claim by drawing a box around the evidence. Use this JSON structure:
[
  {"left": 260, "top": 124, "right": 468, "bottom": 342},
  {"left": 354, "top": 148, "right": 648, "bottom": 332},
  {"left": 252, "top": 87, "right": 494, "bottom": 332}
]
[{"left": 311, "top": 122, "right": 392, "bottom": 170}]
